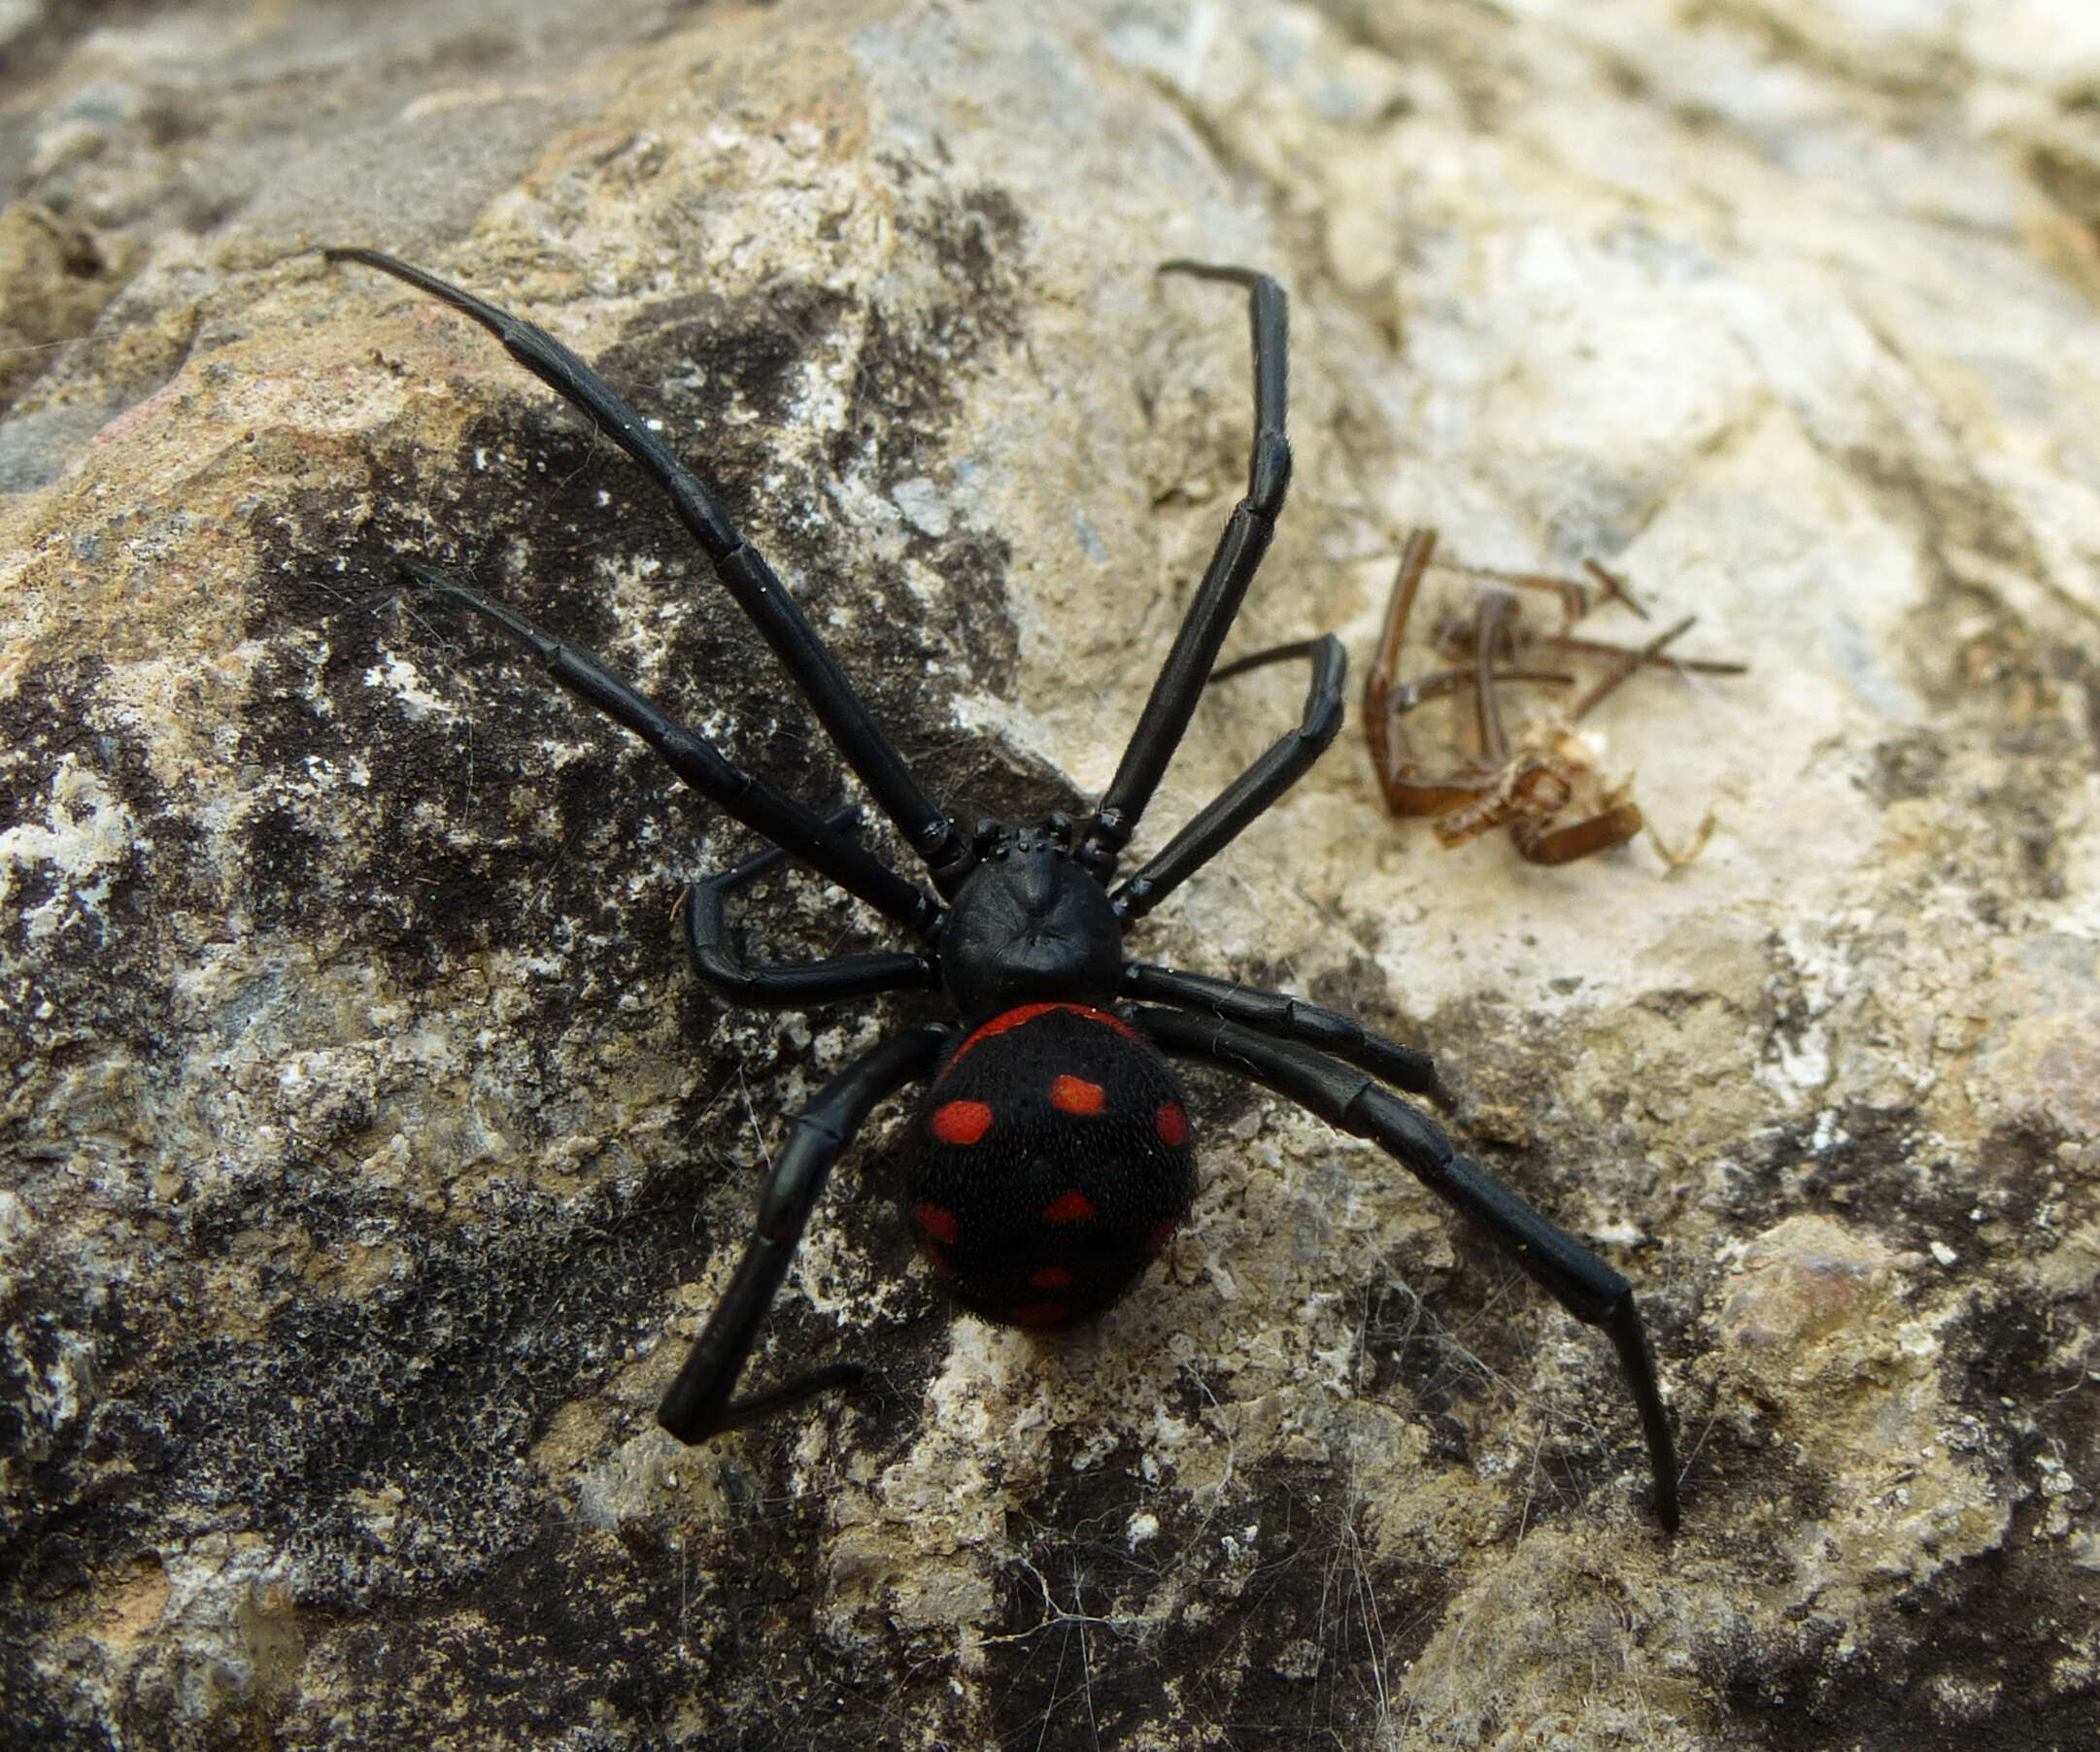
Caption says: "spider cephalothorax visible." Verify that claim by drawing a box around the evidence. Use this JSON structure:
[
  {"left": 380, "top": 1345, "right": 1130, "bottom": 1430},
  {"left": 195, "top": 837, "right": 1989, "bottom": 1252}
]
[
  {"left": 938, "top": 816, "right": 1123, "bottom": 1019},
  {"left": 327, "top": 248, "right": 1682, "bottom": 1530}
]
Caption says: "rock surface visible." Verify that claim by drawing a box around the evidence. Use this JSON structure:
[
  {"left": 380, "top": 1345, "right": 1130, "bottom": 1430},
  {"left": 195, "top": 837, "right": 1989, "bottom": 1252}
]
[{"left": 4, "top": 0, "right": 2097, "bottom": 1747}]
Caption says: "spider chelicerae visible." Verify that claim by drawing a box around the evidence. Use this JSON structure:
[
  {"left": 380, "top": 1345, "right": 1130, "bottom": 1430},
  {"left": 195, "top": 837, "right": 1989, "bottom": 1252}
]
[{"left": 326, "top": 246, "right": 1680, "bottom": 1531}]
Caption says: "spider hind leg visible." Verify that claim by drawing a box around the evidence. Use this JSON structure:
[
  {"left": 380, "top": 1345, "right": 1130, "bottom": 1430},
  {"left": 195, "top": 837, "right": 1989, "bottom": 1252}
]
[
  {"left": 656, "top": 1025, "right": 951, "bottom": 1444},
  {"left": 1135, "top": 1005, "right": 1680, "bottom": 1532}
]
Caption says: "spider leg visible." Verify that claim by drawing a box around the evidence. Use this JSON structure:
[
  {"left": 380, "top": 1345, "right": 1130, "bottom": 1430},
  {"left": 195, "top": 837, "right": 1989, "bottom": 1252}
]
[
  {"left": 1108, "top": 633, "right": 1344, "bottom": 922},
  {"left": 1135, "top": 1007, "right": 1679, "bottom": 1532},
  {"left": 1077, "top": 262, "right": 1291, "bottom": 880},
  {"left": 1565, "top": 614, "right": 1697, "bottom": 721},
  {"left": 1365, "top": 653, "right": 1525, "bottom": 824},
  {"left": 327, "top": 248, "right": 973, "bottom": 891},
  {"left": 658, "top": 1024, "right": 952, "bottom": 1442},
  {"left": 1363, "top": 527, "right": 1439, "bottom": 808},
  {"left": 1509, "top": 800, "right": 1646, "bottom": 865},
  {"left": 400, "top": 561, "right": 939, "bottom": 938},
  {"left": 1391, "top": 664, "right": 1576, "bottom": 712},
  {"left": 1443, "top": 623, "right": 1744, "bottom": 678},
  {"left": 686, "top": 809, "right": 938, "bottom": 1006},
  {"left": 1375, "top": 666, "right": 1577, "bottom": 822},
  {"left": 1434, "top": 549, "right": 1651, "bottom": 627},
  {"left": 1120, "top": 962, "right": 1445, "bottom": 1101},
  {"left": 1470, "top": 590, "right": 1521, "bottom": 767},
  {"left": 1365, "top": 533, "right": 1533, "bottom": 821},
  {"left": 1438, "top": 556, "right": 1596, "bottom": 627}
]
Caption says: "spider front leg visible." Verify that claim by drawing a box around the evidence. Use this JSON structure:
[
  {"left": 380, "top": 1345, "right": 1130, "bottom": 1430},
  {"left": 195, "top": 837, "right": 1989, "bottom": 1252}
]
[
  {"left": 658, "top": 1025, "right": 952, "bottom": 1443},
  {"left": 685, "top": 810, "right": 938, "bottom": 1007},
  {"left": 1135, "top": 1007, "right": 1679, "bottom": 1532},
  {"left": 396, "top": 561, "right": 940, "bottom": 937},
  {"left": 1078, "top": 261, "right": 1292, "bottom": 879},
  {"left": 329, "top": 249, "right": 972, "bottom": 888},
  {"left": 1109, "top": 633, "right": 1346, "bottom": 922}
]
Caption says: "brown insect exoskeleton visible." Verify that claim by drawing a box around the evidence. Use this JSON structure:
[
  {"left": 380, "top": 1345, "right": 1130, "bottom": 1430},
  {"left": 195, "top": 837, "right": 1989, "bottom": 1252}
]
[{"left": 1362, "top": 527, "right": 1744, "bottom": 866}]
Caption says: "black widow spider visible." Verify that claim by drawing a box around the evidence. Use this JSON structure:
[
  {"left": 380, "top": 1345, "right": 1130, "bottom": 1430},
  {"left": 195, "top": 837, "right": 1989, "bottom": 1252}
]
[{"left": 326, "top": 247, "right": 1680, "bottom": 1532}]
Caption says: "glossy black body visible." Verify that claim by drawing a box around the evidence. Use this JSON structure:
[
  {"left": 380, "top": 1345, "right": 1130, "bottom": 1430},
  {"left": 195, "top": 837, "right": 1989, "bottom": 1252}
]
[{"left": 939, "top": 822, "right": 1123, "bottom": 1022}]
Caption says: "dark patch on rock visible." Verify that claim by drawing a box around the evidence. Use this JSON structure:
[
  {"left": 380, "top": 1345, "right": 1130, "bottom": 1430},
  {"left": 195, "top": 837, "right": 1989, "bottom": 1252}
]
[
  {"left": 1356, "top": 1273, "right": 1488, "bottom": 1460},
  {"left": 593, "top": 280, "right": 854, "bottom": 451},
  {"left": 993, "top": 1448, "right": 1450, "bottom": 1749},
  {"left": 1309, "top": 951, "right": 1396, "bottom": 1025},
  {"left": 1674, "top": 1416, "right": 1834, "bottom": 1591},
  {"left": 0, "top": 657, "right": 190, "bottom": 1068},
  {"left": 1867, "top": 725, "right": 1948, "bottom": 805},
  {"left": 6, "top": 1160, "right": 683, "bottom": 1611},
  {"left": 1714, "top": 1103, "right": 2055, "bottom": 1268},
  {"left": 1943, "top": 1260, "right": 2097, "bottom": 1493},
  {"left": 1709, "top": 1538, "right": 2100, "bottom": 1750}
]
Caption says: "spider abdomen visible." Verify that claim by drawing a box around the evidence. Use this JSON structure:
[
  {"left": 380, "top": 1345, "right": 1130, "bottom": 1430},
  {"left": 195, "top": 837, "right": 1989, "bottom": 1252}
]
[{"left": 904, "top": 1003, "right": 1196, "bottom": 1329}]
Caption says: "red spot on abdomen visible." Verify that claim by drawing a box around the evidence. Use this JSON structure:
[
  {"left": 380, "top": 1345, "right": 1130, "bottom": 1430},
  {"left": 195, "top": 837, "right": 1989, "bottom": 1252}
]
[
  {"left": 931, "top": 1100, "right": 993, "bottom": 1145},
  {"left": 1030, "top": 1264, "right": 1074, "bottom": 1289},
  {"left": 1042, "top": 1190, "right": 1097, "bottom": 1224},
  {"left": 947, "top": 1002, "right": 1138, "bottom": 1068},
  {"left": 915, "top": 1202, "right": 962, "bottom": 1245},
  {"left": 1049, "top": 1075, "right": 1105, "bottom": 1115},
  {"left": 1010, "top": 1301, "right": 1072, "bottom": 1328},
  {"left": 1155, "top": 1101, "right": 1188, "bottom": 1146}
]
